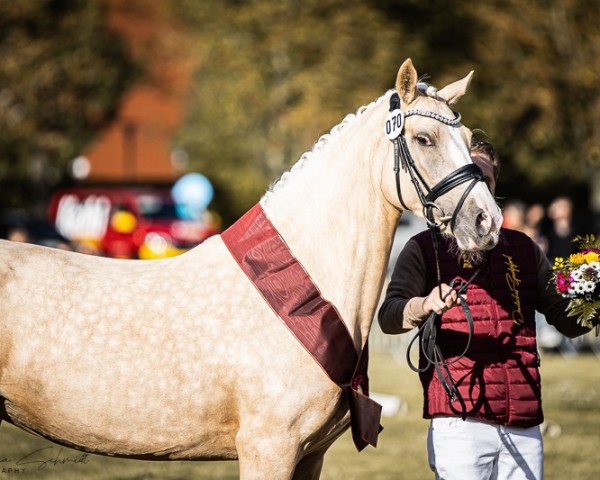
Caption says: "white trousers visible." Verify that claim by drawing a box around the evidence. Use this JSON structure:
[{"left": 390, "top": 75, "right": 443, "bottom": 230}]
[{"left": 427, "top": 417, "right": 543, "bottom": 480}]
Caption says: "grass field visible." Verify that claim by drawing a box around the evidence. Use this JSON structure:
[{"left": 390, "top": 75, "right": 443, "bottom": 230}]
[{"left": 0, "top": 352, "right": 598, "bottom": 479}]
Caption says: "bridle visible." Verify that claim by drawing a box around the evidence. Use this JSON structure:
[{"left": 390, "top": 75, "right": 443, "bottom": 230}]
[
  {"left": 386, "top": 88, "right": 484, "bottom": 233},
  {"left": 386, "top": 86, "right": 486, "bottom": 307},
  {"left": 386, "top": 86, "right": 486, "bottom": 416}
]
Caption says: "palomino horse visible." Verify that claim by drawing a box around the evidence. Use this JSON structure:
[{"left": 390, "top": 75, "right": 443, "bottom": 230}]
[{"left": 0, "top": 59, "right": 502, "bottom": 479}]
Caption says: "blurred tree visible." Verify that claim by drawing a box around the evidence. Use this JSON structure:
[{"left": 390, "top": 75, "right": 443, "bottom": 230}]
[
  {"left": 464, "top": 0, "right": 600, "bottom": 206},
  {"left": 364, "top": 0, "right": 600, "bottom": 209},
  {"left": 172, "top": 0, "right": 411, "bottom": 224},
  {"left": 1, "top": 0, "right": 598, "bottom": 225},
  {"left": 174, "top": 0, "right": 600, "bottom": 223},
  {"left": 0, "top": 0, "right": 138, "bottom": 213}
]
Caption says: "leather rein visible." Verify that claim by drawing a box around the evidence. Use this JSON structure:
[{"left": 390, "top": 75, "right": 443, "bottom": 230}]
[{"left": 386, "top": 88, "right": 484, "bottom": 416}]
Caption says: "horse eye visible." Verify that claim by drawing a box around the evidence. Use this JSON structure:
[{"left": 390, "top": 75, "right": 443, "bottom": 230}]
[{"left": 416, "top": 134, "right": 433, "bottom": 147}]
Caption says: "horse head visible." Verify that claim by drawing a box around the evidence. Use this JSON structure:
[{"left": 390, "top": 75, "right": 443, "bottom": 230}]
[{"left": 385, "top": 59, "right": 502, "bottom": 252}]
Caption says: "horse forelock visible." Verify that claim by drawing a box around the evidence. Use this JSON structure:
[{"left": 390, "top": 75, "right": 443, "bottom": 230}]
[
  {"left": 412, "top": 85, "right": 458, "bottom": 119},
  {"left": 415, "top": 82, "right": 472, "bottom": 152},
  {"left": 260, "top": 91, "right": 391, "bottom": 206}
]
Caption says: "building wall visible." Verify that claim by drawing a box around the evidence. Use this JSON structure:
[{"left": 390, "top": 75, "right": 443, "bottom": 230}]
[{"left": 82, "top": 0, "right": 195, "bottom": 183}]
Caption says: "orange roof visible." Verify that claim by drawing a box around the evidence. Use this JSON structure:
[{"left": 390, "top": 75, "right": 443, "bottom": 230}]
[{"left": 83, "top": 0, "right": 196, "bottom": 183}]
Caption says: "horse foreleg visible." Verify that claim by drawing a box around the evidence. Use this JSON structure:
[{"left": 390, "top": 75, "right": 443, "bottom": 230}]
[
  {"left": 291, "top": 448, "right": 326, "bottom": 480},
  {"left": 236, "top": 431, "right": 334, "bottom": 480},
  {"left": 236, "top": 429, "right": 301, "bottom": 480}
]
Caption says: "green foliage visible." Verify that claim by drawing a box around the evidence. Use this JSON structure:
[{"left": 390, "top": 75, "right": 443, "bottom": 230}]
[
  {"left": 174, "top": 0, "right": 600, "bottom": 222},
  {"left": 172, "top": 0, "right": 405, "bottom": 223},
  {"left": 463, "top": 1, "right": 600, "bottom": 195},
  {"left": 565, "top": 298, "right": 598, "bottom": 328},
  {"left": 2, "top": 0, "right": 600, "bottom": 220},
  {"left": 0, "top": 0, "right": 138, "bottom": 210}
]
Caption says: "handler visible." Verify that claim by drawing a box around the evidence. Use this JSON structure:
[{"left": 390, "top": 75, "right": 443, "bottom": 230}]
[{"left": 378, "top": 138, "right": 594, "bottom": 480}]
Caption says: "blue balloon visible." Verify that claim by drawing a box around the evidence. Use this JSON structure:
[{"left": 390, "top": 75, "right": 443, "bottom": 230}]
[{"left": 172, "top": 173, "right": 214, "bottom": 219}]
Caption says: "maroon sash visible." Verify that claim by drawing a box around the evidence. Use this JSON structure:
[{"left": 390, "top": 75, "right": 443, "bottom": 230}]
[{"left": 221, "top": 203, "right": 382, "bottom": 451}]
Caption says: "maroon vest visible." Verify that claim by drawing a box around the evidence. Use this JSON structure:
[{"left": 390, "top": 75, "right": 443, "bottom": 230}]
[{"left": 414, "top": 228, "right": 543, "bottom": 427}]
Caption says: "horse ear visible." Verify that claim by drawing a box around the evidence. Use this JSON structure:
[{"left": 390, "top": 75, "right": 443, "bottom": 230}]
[
  {"left": 436, "top": 71, "right": 474, "bottom": 105},
  {"left": 396, "top": 58, "right": 418, "bottom": 105}
]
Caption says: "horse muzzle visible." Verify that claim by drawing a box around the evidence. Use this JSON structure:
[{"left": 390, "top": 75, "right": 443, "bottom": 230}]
[{"left": 454, "top": 204, "right": 502, "bottom": 251}]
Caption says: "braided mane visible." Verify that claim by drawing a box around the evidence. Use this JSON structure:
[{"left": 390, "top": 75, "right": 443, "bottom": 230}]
[
  {"left": 260, "top": 80, "right": 452, "bottom": 207},
  {"left": 260, "top": 91, "right": 391, "bottom": 206}
]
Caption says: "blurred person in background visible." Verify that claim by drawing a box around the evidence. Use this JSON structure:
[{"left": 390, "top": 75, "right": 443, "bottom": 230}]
[
  {"left": 378, "top": 139, "right": 593, "bottom": 480},
  {"left": 501, "top": 199, "right": 527, "bottom": 231},
  {"left": 523, "top": 203, "right": 548, "bottom": 253},
  {"left": 501, "top": 200, "right": 548, "bottom": 253},
  {"left": 541, "top": 196, "right": 582, "bottom": 261}
]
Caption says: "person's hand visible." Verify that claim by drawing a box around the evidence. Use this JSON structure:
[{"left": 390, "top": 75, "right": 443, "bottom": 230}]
[{"left": 422, "top": 283, "right": 460, "bottom": 315}]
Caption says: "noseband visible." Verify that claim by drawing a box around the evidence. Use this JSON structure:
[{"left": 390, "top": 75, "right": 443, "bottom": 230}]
[{"left": 386, "top": 90, "right": 484, "bottom": 233}]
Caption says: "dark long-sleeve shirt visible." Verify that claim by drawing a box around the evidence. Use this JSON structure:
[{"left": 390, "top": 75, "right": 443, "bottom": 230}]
[{"left": 378, "top": 234, "right": 592, "bottom": 338}]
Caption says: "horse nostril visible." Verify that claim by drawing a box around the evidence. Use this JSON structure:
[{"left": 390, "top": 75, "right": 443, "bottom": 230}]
[{"left": 476, "top": 210, "right": 492, "bottom": 236}]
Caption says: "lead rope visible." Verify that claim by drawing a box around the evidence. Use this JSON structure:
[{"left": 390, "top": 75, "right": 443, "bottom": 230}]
[{"left": 405, "top": 257, "right": 481, "bottom": 418}]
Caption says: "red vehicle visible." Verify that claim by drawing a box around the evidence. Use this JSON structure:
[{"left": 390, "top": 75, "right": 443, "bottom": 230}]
[{"left": 48, "top": 186, "right": 219, "bottom": 258}]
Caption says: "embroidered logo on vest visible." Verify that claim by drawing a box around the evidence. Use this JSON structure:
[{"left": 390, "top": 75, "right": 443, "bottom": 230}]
[{"left": 503, "top": 253, "right": 524, "bottom": 325}]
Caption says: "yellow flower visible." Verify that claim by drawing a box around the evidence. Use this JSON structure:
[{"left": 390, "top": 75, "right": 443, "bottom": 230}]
[
  {"left": 553, "top": 257, "right": 565, "bottom": 270},
  {"left": 584, "top": 252, "right": 600, "bottom": 263},
  {"left": 569, "top": 253, "right": 586, "bottom": 265}
]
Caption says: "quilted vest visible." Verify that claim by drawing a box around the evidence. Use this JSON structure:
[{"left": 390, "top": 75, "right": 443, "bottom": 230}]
[{"left": 414, "top": 228, "right": 543, "bottom": 427}]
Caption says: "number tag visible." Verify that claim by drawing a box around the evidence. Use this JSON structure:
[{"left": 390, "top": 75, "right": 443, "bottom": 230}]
[{"left": 385, "top": 109, "right": 404, "bottom": 140}]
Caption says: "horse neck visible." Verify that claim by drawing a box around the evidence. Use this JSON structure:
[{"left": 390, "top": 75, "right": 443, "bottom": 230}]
[{"left": 261, "top": 122, "right": 400, "bottom": 349}]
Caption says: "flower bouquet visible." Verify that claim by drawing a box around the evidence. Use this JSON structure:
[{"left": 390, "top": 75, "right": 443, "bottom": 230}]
[{"left": 552, "top": 235, "right": 600, "bottom": 330}]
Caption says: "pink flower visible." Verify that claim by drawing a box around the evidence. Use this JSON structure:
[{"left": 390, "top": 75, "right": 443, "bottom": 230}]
[{"left": 555, "top": 272, "right": 571, "bottom": 294}]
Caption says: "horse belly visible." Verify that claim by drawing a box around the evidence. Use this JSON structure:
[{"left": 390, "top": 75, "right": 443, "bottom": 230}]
[
  {"left": 1, "top": 386, "right": 239, "bottom": 460},
  {"left": 0, "top": 239, "right": 244, "bottom": 459},
  {"left": 0, "top": 325, "right": 241, "bottom": 459},
  {"left": 0, "top": 238, "right": 348, "bottom": 460}
]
